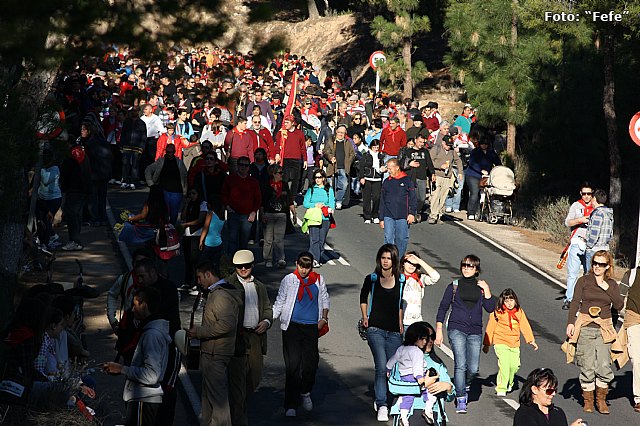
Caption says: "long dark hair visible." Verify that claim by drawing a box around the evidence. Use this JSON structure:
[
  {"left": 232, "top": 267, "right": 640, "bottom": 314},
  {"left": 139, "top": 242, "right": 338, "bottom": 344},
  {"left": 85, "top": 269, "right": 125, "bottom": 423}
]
[
  {"left": 495, "top": 288, "right": 520, "bottom": 317},
  {"left": 519, "top": 368, "right": 559, "bottom": 406},
  {"left": 403, "top": 322, "right": 429, "bottom": 349},
  {"left": 374, "top": 244, "right": 401, "bottom": 278},
  {"left": 146, "top": 185, "right": 169, "bottom": 226},
  {"left": 418, "top": 321, "right": 445, "bottom": 366}
]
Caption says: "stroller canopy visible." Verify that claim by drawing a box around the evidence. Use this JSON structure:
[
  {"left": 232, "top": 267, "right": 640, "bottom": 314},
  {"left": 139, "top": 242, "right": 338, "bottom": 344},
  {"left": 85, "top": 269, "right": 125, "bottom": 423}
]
[{"left": 487, "top": 165, "right": 516, "bottom": 196}]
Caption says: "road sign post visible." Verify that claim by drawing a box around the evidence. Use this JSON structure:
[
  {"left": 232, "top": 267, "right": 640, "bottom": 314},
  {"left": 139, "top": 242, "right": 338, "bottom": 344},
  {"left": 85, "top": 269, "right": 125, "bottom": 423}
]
[
  {"left": 630, "top": 112, "right": 640, "bottom": 268},
  {"left": 369, "top": 51, "right": 386, "bottom": 93}
]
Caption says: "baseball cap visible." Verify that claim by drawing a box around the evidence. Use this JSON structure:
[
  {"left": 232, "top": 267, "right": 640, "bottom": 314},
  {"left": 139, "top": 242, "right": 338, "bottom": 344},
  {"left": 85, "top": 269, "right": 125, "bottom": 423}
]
[{"left": 380, "top": 109, "right": 390, "bottom": 118}]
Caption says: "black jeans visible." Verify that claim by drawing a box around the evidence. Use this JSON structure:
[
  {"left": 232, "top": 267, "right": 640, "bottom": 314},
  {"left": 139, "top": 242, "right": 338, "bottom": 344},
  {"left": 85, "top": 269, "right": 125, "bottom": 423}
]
[
  {"left": 182, "top": 236, "right": 200, "bottom": 286},
  {"left": 282, "top": 322, "right": 319, "bottom": 410},
  {"left": 362, "top": 180, "right": 381, "bottom": 220},
  {"left": 37, "top": 197, "right": 62, "bottom": 243},
  {"left": 64, "top": 193, "right": 88, "bottom": 244},
  {"left": 121, "top": 151, "right": 141, "bottom": 184},
  {"left": 283, "top": 159, "right": 303, "bottom": 196},
  {"left": 125, "top": 400, "right": 160, "bottom": 426},
  {"left": 466, "top": 174, "right": 481, "bottom": 215},
  {"left": 90, "top": 180, "right": 108, "bottom": 223}
]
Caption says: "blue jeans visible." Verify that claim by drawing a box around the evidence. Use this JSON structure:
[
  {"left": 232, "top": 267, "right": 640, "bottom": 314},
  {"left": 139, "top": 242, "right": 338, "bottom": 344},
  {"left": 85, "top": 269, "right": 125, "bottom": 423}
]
[
  {"left": 448, "top": 328, "right": 482, "bottom": 397},
  {"left": 334, "top": 168, "right": 349, "bottom": 204},
  {"left": 585, "top": 249, "right": 598, "bottom": 272},
  {"left": 226, "top": 212, "right": 252, "bottom": 256},
  {"left": 565, "top": 241, "right": 587, "bottom": 302},
  {"left": 445, "top": 172, "right": 465, "bottom": 211},
  {"left": 366, "top": 326, "right": 403, "bottom": 408},
  {"left": 163, "top": 190, "right": 183, "bottom": 224},
  {"left": 383, "top": 216, "right": 409, "bottom": 257},
  {"left": 308, "top": 219, "right": 330, "bottom": 263}
]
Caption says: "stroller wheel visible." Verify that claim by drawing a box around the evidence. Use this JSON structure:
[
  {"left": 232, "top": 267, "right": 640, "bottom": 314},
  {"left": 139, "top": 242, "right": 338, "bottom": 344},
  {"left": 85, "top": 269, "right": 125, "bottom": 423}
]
[{"left": 489, "top": 214, "right": 499, "bottom": 224}]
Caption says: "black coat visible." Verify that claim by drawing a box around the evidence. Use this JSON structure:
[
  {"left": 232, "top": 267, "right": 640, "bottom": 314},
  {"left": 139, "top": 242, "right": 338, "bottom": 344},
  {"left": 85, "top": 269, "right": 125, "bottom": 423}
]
[{"left": 513, "top": 404, "right": 568, "bottom": 426}]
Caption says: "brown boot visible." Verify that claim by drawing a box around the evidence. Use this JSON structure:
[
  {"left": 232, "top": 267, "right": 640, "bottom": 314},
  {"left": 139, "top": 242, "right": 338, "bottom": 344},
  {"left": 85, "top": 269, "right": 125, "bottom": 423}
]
[
  {"left": 595, "top": 386, "right": 609, "bottom": 414},
  {"left": 582, "top": 389, "right": 595, "bottom": 413}
]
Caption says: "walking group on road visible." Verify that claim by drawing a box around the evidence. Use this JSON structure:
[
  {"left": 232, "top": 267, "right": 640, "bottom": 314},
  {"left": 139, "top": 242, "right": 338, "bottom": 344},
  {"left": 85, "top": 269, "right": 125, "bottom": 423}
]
[{"left": 8, "top": 41, "right": 640, "bottom": 426}]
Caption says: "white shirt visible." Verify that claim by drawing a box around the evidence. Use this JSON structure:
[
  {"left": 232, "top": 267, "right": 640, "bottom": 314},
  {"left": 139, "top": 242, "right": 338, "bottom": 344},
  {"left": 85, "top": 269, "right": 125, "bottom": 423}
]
[
  {"left": 238, "top": 274, "right": 260, "bottom": 328},
  {"left": 141, "top": 114, "right": 165, "bottom": 138}
]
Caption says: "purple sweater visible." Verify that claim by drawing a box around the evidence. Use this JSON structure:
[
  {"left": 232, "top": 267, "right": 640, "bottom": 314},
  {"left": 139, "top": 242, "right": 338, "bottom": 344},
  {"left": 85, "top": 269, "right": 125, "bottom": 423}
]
[{"left": 436, "top": 281, "right": 496, "bottom": 335}]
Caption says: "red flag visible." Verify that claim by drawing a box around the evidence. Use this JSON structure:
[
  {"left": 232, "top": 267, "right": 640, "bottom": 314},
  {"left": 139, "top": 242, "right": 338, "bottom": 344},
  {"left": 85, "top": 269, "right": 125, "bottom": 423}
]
[{"left": 284, "top": 72, "right": 298, "bottom": 118}]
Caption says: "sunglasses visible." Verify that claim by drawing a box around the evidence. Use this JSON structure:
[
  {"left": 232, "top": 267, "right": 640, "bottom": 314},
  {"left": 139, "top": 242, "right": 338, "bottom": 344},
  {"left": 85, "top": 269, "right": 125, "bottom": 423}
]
[
  {"left": 592, "top": 260, "right": 608, "bottom": 268},
  {"left": 581, "top": 192, "right": 593, "bottom": 196},
  {"left": 238, "top": 163, "right": 250, "bottom": 167},
  {"left": 461, "top": 263, "right": 476, "bottom": 268},
  {"left": 541, "top": 387, "right": 557, "bottom": 396},
  {"left": 314, "top": 175, "right": 324, "bottom": 179},
  {"left": 421, "top": 332, "right": 437, "bottom": 341},
  {"left": 235, "top": 263, "right": 253, "bottom": 270}
]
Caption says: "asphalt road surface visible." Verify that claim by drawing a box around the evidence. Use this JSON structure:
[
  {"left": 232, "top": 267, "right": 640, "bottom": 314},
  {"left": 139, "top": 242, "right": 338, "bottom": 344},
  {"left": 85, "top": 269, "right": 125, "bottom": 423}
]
[{"left": 109, "top": 186, "right": 635, "bottom": 425}]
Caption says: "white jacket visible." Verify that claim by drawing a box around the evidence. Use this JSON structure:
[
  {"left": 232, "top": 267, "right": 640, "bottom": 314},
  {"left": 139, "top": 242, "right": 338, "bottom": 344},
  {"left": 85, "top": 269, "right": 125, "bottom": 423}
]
[{"left": 272, "top": 272, "right": 330, "bottom": 331}]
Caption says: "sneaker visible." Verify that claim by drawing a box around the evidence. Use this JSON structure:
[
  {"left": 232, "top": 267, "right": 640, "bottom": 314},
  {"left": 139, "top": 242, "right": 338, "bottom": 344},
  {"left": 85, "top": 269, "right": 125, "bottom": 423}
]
[
  {"left": 496, "top": 391, "right": 507, "bottom": 397},
  {"left": 285, "top": 408, "right": 296, "bottom": 417},
  {"left": 373, "top": 218, "right": 380, "bottom": 224},
  {"left": 129, "top": 184, "right": 136, "bottom": 190},
  {"left": 428, "top": 218, "right": 437, "bottom": 224},
  {"left": 189, "top": 286, "right": 199, "bottom": 296},
  {"left": 467, "top": 214, "right": 475, "bottom": 220},
  {"left": 108, "top": 178, "right": 118, "bottom": 185},
  {"left": 265, "top": 261, "right": 273, "bottom": 268},
  {"left": 364, "top": 219, "right": 371, "bottom": 224},
  {"left": 562, "top": 300, "right": 571, "bottom": 310},
  {"left": 248, "top": 240, "right": 255, "bottom": 245},
  {"left": 400, "top": 410, "right": 410, "bottom": 426},
  {"left": 277, "top": 260, "right": 286, "bottom": 268},
  {"left": 61, "top": 241, "right": 83, "bottom": 251},
  {"left": 335, "top": 202, "right": 342, "bottom": 210},
  {"left": 376, "top": 406, "right": 389, "bottom": 421},
  {"left": 300, "top": 393, "right": 313, "bottom": 411},
  {"left": 456, "top": 396, "right": 467, "bottom": 414},
  {"left": 49, "top": 234, "right": 60, "bottom": 243},
  {"left": 445, "top": 207, "right": 453, "bottom": 213},
  {"left": 313, "top": 260, "right": 321, "bottom": 268},
  {"left": 47, "top": 240, "right": 62, "bottom": 250},
  {"left": 422, "top": 409, "right": 435, "bottom": 425},
  {"left": 454, "top": 209, "right": 461, "bottom": 213}
]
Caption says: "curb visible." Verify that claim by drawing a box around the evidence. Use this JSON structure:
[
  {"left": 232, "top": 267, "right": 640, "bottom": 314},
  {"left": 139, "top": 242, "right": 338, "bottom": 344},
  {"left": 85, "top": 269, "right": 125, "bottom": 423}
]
[{"left": 105, "top": 196, "right": 202, "bottom": 419}]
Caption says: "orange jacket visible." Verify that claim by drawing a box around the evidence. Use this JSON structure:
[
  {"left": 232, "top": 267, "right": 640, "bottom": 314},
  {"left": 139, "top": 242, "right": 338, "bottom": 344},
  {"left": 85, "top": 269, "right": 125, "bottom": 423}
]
[{"left": 483, "top": 308, "right": 534, "bottom": 348}]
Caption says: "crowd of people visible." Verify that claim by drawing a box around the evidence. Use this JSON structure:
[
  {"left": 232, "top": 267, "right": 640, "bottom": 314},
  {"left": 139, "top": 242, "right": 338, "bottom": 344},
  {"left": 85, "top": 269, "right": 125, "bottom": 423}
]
[{"left": 3, "top": 42, "right": 639, "bottom": 426}]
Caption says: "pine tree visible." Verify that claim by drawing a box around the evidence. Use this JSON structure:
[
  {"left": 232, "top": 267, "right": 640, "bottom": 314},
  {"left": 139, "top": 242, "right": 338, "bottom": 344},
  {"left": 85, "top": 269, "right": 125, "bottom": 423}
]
[
  {"left": 369, "top": 0, "right": 431, "bottom": 99},
  {"left": 444, "top": 0, "right": 560, "bottom": 156}
]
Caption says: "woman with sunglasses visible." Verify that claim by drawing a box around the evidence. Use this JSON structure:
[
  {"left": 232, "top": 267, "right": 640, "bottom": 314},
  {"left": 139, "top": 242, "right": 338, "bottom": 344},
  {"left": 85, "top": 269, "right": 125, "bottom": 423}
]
[
  {"left": 434, "top": 254, "right": 495, "bottom": 414},
  {"left": 302, "top": 169, "right": 335, "bottom": 268},
  {"left": 261, "top": 164, "right": 296, "bottom": 268},
  {"left": 565, "top": 250, "right": 624, "bottom": 414},
  {"left": 514, "top": 368, "right": 583, "bottom": 426}
]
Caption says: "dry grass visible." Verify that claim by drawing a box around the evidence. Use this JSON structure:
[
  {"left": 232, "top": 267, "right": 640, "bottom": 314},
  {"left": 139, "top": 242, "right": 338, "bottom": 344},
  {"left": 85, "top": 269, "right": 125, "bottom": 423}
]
[{"left": 531, "top": 196, "right": 571, "bottom": 245}]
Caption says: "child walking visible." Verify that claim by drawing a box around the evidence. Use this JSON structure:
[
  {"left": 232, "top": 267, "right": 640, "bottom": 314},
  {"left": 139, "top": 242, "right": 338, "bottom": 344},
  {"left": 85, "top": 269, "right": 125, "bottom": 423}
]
[
  {"left": 386, "top": 322, "right": 439, "bottom": 426},
  {"left": 401, "top": 252, "right": 440, "bottom": 328},
  {"left": 483, "top": 288, "right": 538, "bottom": 396}
]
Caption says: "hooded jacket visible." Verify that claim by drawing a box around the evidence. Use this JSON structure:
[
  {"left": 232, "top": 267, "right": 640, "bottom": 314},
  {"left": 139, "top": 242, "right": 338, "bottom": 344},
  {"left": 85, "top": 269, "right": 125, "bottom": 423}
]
[
  {"left": 196, "top": 281, "right": 244, "bottom": 357},
  {"left": 121, "top": 317, "right": 171, "bottom": 403}
]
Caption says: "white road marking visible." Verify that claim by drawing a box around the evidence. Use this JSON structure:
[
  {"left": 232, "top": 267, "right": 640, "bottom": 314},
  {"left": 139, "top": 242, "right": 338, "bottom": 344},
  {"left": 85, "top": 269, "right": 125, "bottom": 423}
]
[
  {"left": 295, "top": 217, "right": 350, "bottom": 266},
  {"left": 437, "top": 343, "right": 454, "bottom": 360},
  {"left": 452, "top": 221, "right": 566, "bottom": 288},
  {"left": 503, "top": 398, "right": 520, "bottom": 410}
]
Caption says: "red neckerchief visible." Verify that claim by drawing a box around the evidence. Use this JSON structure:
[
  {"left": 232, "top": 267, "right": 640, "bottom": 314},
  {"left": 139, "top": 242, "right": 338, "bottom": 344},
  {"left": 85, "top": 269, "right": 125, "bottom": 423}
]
[
  {"left": 404, "top": 272, "right": 422, "bottom": 287},
  {"left": 505, "top": 306, "right": 519, "bottom": 330},
  {"left": 389, "top": 171, "right": 408, "bottom": 180},
  {"left": 4, "top": 325, "right": 35, "bottom": 347},
  {"left": 270, "top": 179, "right": 283, "bottom": 198},
  {"left": 234, "top": 127, "right": 245, "bottom": 136},
  {"left": 294, "top": 269, "right": 319, "bottom": 301},
  {"left": 579, "top": 199, "right": 594, "bottom": 216}
]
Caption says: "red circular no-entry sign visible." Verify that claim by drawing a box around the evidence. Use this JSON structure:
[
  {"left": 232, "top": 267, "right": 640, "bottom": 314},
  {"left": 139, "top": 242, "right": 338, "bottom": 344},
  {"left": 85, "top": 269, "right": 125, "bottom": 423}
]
[{"left": 629, "top": 112, "right": 640, "bottom": 147}]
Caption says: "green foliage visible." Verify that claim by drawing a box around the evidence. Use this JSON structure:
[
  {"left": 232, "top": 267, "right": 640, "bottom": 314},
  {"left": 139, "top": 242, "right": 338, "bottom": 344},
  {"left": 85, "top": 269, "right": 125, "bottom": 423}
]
[
  {"left": 531, "top": 196, "right": 571, "bottom": 245},
  {"left": 377, "top": 55, "right": 428, "bottom": 89}
]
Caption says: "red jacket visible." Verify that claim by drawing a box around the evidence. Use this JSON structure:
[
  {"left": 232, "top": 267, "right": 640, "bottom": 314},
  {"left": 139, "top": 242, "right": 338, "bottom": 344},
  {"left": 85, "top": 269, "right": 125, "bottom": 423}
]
[
  {"left": 221, "top": 173, "right": 262, "bottom": 214},
  {"left": 275, "top": 128, "right": 306, "bottom": 161},
  {"left": 155, "top": 133, "right": 199, "bottom": 160},
  {"left": 380, "top": 126, "right": 407, "bottom": 156},
  {"left": 224, "top": 128, "right": 254, "bottom": 162},
  {"left": 248, "top": 128, "right": 275, "bottom": 160}
]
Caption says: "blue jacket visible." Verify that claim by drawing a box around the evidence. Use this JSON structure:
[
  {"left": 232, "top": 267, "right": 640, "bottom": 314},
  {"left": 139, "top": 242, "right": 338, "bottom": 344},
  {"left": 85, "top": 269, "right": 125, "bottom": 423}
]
[
  {"left": 379, "top": 173, "right": 417, "bottom": 220},
  {"left": 436, "top": 281, "right": 496, "bottom": 335},
  {"left": 303, "top": 184, "right": 335, "bottom": 221},
  {"left": 466, "top": 148, "right": 501, "bottom": 179}
]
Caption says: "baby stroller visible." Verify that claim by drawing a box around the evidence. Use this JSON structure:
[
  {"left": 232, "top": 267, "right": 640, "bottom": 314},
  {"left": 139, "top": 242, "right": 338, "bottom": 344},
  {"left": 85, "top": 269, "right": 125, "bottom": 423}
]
[{"left": 478, "top": 165, "right": 516, "bottom": 224}]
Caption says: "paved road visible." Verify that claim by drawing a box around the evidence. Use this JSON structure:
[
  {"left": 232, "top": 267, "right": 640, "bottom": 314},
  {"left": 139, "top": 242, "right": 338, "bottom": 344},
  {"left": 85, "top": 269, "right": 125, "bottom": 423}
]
[{"left": 109, "top": 186, "right": 636, "bottom": 425}]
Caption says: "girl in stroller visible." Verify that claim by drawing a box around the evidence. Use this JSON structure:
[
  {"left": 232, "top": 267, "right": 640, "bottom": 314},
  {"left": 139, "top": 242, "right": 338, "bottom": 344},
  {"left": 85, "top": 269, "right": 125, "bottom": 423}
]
[{"left": 387, "top": 322, "right": 454, "bottom": 425}]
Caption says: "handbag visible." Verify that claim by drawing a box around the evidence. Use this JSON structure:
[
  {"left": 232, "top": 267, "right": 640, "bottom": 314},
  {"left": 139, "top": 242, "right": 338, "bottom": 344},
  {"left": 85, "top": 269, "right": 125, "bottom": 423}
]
[
  {"left": 388, "top": 363, "right": 422, "bottom": 396},
  {"left": 319, "top": 322, "right": 329, "bottom": 337},
  {"left": 285, "top": 212, "right": 296, "bottom": 235}
]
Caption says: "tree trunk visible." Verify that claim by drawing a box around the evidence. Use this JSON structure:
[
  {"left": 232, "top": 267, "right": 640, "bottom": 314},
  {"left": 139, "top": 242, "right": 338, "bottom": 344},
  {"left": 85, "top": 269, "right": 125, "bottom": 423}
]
[
  {"left": 506, "top": 0, "right": 518, "bottom": 157},
  {"left": 307, "top": 0, "right": 320, "bottom": 19},
  {"left": 0, "top": 67, "right": 57, "bottom": 329},
  {"left": 602, "top": 32, "right": 621, "bottom": 255},
  {"left": 402, "top": 39, "right": 413, "bottom": 100}
]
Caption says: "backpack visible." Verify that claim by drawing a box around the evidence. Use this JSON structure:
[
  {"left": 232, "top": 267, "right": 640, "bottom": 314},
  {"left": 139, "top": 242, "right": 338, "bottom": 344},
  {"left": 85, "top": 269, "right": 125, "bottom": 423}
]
[
  {"left": 444, "top": 280, "right": 459, "bottom": 329},
  {"left": 154, "top": 222, "right": 181, "bottom": 260}
]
